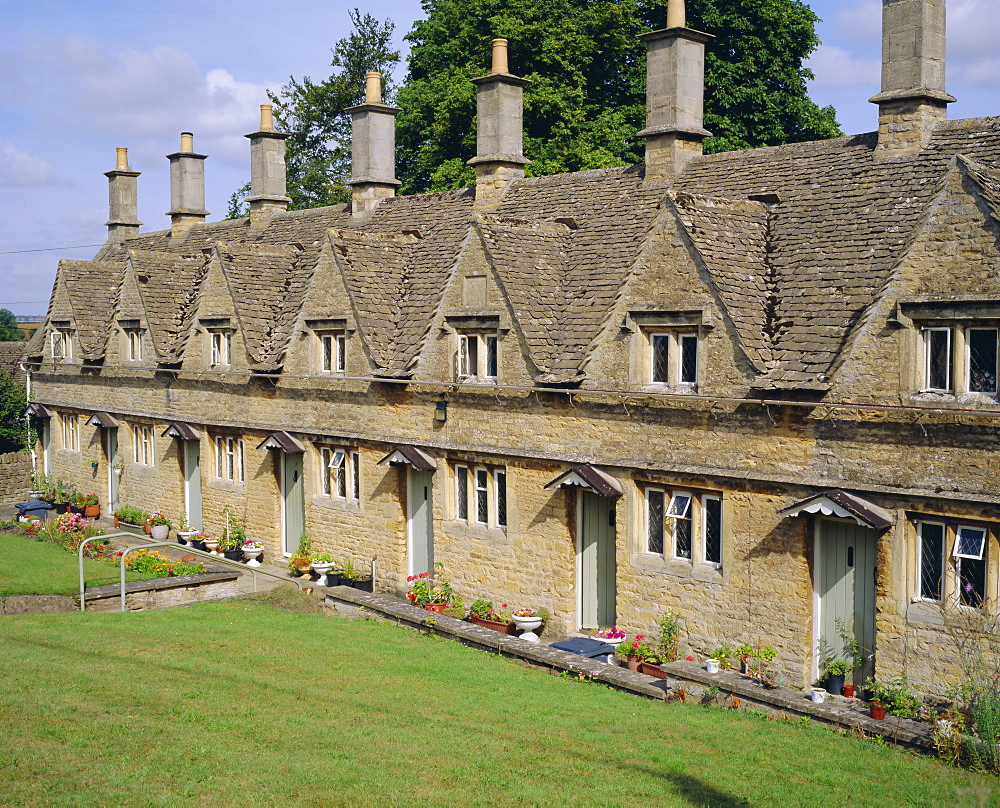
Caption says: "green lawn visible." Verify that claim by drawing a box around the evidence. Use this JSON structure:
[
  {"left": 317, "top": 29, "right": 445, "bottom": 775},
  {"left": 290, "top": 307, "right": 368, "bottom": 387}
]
[
  {"left": 0, "top": 595, "right": 996, "bottom": 806},
  {"left": 0, "top": 532, "right": 152, "bottom": 596}
]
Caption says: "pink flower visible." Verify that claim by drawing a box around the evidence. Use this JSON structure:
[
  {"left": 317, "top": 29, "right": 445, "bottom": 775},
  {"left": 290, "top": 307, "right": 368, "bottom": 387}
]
[
  {"left": 501, "top": 603, "right": 507, "bottom": 609},
  {"left": 636, "top": 635, "right": 645, "bottom": 642}
]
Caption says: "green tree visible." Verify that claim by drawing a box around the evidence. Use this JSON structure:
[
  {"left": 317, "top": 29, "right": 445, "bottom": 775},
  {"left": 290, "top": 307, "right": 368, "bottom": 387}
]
[
  {"left": 395, "top": 0, "right": 841, "bottom": 193},
  {"left": 0, "top": 369, "right": 27, "bottom": 453},
  {"left": 0, "top": 309, "right": 22, "bottom": 341},
  {"left": 229, "top": 10, "right": 400, "bottom": 215}
]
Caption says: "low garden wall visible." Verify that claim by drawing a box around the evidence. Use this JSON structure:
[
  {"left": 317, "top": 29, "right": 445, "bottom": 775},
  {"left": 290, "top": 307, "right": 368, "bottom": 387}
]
[
  {"left": 0, "top": 572, "right": 242, "bottom": 615},
  {"left": 324, "top": 586, "right": 938, "bottom": 756},
  {"left": 0, "top": 450, "right": 31, "bottom": 505}
]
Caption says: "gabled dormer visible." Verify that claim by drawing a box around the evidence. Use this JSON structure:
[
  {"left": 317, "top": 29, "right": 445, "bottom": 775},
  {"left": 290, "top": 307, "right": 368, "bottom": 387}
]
[
  {"left": 285, "top": 237, "right": 371, "bottom": 378},
  {"left": 30, "top": 259, "right": 123, "bottom": 368},
  {"left": 832, "top": 155, "right": 1000, "bottom": 406}
]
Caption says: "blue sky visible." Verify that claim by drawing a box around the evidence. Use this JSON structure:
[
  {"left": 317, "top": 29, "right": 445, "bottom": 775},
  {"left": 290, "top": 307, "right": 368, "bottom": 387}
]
[{"left": 1, "top": 0, "right": 997, "bottom": 316}]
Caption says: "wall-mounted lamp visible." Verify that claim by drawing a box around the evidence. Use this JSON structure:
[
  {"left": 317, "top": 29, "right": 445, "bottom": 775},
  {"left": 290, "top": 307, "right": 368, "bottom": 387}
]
[{"left": 434, "top": 397, "right": 448, "bottom": 423}]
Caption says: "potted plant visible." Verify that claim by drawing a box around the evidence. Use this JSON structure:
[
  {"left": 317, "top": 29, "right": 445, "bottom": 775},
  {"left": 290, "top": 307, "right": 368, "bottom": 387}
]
[
  {"left": 406, "top": 563, "right": 454, "bottom": 612},
  {"left": 350, "top": 559, "right": 374, "bottom": 592},
  {"left": 287, "top": 532, "right": 313, "bottom": 576},
  {"left": 176, "top": 518, "right": 199, "bottom": 546},
  {"left": 146, "top": 511, "right": 171, "bottom": 540},
  {"left": 710, "top": 645, "right": 735, "bottom": 670},
  {"left": 615, "top": 634, "right": 652, "bottom": 671},
  {"left": 869, "top": 700, "right": 888, "bottom": 720},
  {"left": 511, "top": 608, "right": 544, "bottom": 643},
  {"left": 655, "top": 610, "right": 682, "bottom": 664},
  {"left": 864, "top": 676, "right": 921, "bottom": 719},
  {"left": 74, "top": 493, "right": 100, "bottom": 519},
  {"left": 593, "top": 626, "right": 626, "bottom": 651},
  {"left": 339, "top": 557, "right": 361, "bottom": 589},
  {"left": 638, "top": 653, "right": 669, "bottom": 679},
  {"left": 310, "top": 552, "right": 336, "bottom": 585},
  {"left": 113, "top": 505, "right": 149, "bottom": 536},
  {"left": 469, "top": 599, "right": 515, "bottom": 634},
  {"left": 190, "top": 532, "right": 212, "bottom": 553},
  {"left": 823, "top": 658, "right": 851, "bottom": 696},
  {"left": 242, "top": 540, "right": 263, "bottom": 566}
]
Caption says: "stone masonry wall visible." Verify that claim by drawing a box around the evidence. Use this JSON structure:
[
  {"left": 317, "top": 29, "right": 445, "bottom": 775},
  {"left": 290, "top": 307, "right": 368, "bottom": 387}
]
[{"left": 0, "top": 451, "right": 32, "bottom": 506}]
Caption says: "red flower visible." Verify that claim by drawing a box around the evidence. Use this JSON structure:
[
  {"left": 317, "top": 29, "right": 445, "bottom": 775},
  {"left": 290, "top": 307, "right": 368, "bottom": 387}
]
[
  {"left": 501, "top": 603, "right": 507, "bottom": 608},
  {"left": 632, "top": 642, "right": 640, "bottom": 650},
  {"left": 685, "top": 656, "right": 695, "bottom": 662},
  {"left": 636, "top": 635, "right": 645, "bottom": 641}
]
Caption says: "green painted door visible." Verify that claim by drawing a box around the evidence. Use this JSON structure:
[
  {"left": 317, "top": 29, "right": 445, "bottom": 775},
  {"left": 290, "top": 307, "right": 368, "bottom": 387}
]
[
  {"left": 282, "top": 453, "right": 305, "bottom": 555},
  {"left": 818, "top": 519, "right": 876, "bottom": 686},
  {"left": 183, "top": 440, "right": 202, "bottom": 530},
  {"left": 408, "top": 469, "right": 434, "bottom": 576},
  {"left": 579, "top": 491, "right": 617, "bottom": 630},
  {"left": 104, "top": 429, "right": 119, "bottom": 511}
]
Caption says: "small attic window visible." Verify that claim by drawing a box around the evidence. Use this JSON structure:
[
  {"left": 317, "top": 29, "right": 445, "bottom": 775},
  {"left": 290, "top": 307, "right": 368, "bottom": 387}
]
[{"left": 748, "top": 193, "right": 781, "bottom": 205}]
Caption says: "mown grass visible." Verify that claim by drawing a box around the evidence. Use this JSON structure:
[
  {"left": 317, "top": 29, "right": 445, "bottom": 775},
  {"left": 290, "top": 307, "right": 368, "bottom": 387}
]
[
  {"left": 0, "top": 597, "right": 996, "bottom": 807},
  {"left": 0, "top": 532, "right": 152, "bottom": 596}
]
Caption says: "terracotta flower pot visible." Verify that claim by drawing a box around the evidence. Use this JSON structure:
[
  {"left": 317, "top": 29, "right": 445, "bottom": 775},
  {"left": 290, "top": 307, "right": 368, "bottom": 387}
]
[
  {"left": 470, "top": 615, "right": 516, "bottom": 635},
  {"left": 869, "top": 703, "right": 887, "bottom": 721},
  {"left": 626, "top": 658, "right": 642, "bottom": 672},
  {"left": 842, "top": 685, "right": 856, "bottom": 698},
  {"left": 84, "top": 504, "right": 100, "bottom": 519},
  {"left": 425, "top": 603, "right": 447, "bottom": 614},
  {"left": 638, "top": 661, "right": 668, "bottom": 679}
]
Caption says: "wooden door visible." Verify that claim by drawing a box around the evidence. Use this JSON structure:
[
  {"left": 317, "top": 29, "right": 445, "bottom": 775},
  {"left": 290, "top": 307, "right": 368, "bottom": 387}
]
[
  {"left": 183, "top": 440, "right": 203, "bottom": 530},
  {"left": 818, "top": 519, "right": 876, "bottom": 685},
  {"left": 579, "top": 491, "right": 617, "bottom": 630},
  {"left": 408, "top": 468, "right": 434, "bottom": 576},
  {"left": 104, "top": 428, "right": 119, "bottom": 511},
  {"left": 282, "top": 453, "right": 305, "bottom": 555}
]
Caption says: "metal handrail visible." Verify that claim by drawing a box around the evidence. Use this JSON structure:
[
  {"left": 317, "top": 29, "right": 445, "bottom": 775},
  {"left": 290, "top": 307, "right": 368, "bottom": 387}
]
[{"left": 77, "top": 533, "right": 309, "bottom": 612}]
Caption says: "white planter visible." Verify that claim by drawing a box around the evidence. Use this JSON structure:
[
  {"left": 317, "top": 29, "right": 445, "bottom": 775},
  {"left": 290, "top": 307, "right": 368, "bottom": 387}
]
[
  {"left": 243, "top": 547, "right": 263, "bottom": 567},
  {"left": 150, "top": 524, "right": 169, "bottom": 540},
  {"left": 810, "top": 687, "right": 826, "bottom": 704},
  {"left": 177, "top": 530, "right": 198, "bottom": 546},
  {"left": 512, "top": 615, "right": 543, "bottom": 643},
  {"left": 706, "top": 658, "right": 720, "bottom": 674}
]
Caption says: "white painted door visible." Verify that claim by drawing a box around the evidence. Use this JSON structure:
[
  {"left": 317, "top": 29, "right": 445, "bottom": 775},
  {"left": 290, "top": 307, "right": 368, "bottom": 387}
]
[
  {"left": 282, "top": 453, "right": 305, "bottom": 555},
  {"left": 579, "top": 491, "right": 617, "bottom": 630},
  {"left": 817, "top": 519, "right": 877, "bottom": 686},
  {"left": 182, "top": 440, "right": 203, "bottom": 530},
  {"left": 408, "top": 468, "right": 434, "bottom": 576}
]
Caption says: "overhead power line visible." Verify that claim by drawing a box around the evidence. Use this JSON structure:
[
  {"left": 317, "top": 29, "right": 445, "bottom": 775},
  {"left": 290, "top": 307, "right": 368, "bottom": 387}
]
[{"left": 0, "top": 244, "right": 103, "bottom": 255}]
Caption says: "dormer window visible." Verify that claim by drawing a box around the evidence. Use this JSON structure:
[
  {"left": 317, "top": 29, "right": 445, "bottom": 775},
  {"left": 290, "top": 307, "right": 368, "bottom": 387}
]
[
  {"left": 920, "top": 324, "right": 998, "bottom": 395},
  {"left": 51, "top": 329, "right": 73, "bottom": 361},
  {"left": 650, "top": 332, "right": 698, "bottom": 387},
  {"left": 126, "top": 328, "right": 144, "bottom": 362},
  {"left": 320, "top": 332, "right": 346, "bottom": 374},
  {"left": 457, "top": 333, "right": 498, "bottom": 381},
  {"left": 210, "top": 330, "right": 232, "bottom": 368}
]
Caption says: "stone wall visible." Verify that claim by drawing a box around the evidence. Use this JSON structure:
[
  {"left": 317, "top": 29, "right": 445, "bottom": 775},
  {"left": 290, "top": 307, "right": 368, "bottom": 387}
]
[{"left": 0, "top": 451, "right": 32, "bottom": 506}]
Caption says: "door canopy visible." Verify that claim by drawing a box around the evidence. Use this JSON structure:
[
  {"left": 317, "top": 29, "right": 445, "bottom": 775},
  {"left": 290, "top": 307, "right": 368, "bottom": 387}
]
[
  {"left": 545, "top": 464, "right": 623, "bottom": 499},
  {"left": 26, "top": 403, "right": 53, "bottom": 418},
  {"left": 163, "top": 422, "right": 200, "bottom": 441},
  {"left": 257, "top": 431, "right": 306, "bottom": 454},
  {"left": 85, "top": 411, "right": 120, "bottom": 429},
  {"left": 378, "top": 445, "right": 436, "bottom": 471},
  {"left": 778, "top": 489, "right": 894, "bottom": 531}
]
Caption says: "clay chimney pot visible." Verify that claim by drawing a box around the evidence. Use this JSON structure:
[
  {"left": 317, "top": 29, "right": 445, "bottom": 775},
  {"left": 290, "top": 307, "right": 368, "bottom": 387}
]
[
  {"left": 491, "top": 38, "right": 509, "bottom": 75},
  {"left": 365, "top": 72, "right": 382, "bottom": 105},
  {"left": 667, "top": 0, "right": 685, "bottom": 28}
]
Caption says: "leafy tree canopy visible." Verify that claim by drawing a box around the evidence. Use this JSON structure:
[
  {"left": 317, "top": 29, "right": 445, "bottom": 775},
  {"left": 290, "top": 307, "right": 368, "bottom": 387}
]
[
  {"left": 0, "top": 309, "right": 22, "bottom": 341},
  {"left": 395, "top": 0, "right": 841, "bottom": 193},
  {"left": 229, "top": 10, "right": 400, "bottom": 215},
  {"left": 0, "top": 369, "right": 27, "bottom": 453}
]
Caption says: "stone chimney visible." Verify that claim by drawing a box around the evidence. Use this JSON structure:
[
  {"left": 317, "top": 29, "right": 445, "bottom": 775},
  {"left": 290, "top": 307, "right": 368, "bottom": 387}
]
[
  {"left": 870, "top": 0, "right": 955, "bottom": 160},
  {"left": 345, "top": 71, "right": 401, "bottom": 217},
  {"left": 468, "top": 39, "right": 530, "bottom": 208},
  {"left": 166, "top": 132, "right": 209, "bottom": 238},
  {"left": 104, "top": 147, "right": 142, "bottom": 243},
  {"left": 638, "top": 0, "right": 713, "bottom": 181},
  {"left": 244, "top": 104, "right": 291, "bottom": 229}
]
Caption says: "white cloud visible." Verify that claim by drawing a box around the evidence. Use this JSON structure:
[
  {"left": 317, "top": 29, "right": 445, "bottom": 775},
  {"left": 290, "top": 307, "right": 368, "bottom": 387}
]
[
  {"left": 7, "top": 35, "right": 274, "bottom": 167},
  {"left": 805, "top": 45, "right": 880, "bottom": 91},
  {"left": 0, "top": 143, "right": 56, "bottom": 187}
]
